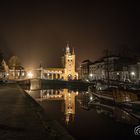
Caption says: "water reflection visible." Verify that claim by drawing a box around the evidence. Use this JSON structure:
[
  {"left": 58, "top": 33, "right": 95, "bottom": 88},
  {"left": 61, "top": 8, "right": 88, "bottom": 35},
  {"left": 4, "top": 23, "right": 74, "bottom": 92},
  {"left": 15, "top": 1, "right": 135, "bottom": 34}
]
[
  {"left": 78, "top": 91, "right": 140, "bottom": 125},
  {"left": 25, "top": 87, "right": 140, "bottom": 126},
  {"left": 26, "top": 88, "right": 78, "bottom": 124},
  {"left": 24, "top": 83, "right": 140, "bottom": 139},
  {"left": 89, "top": 101, "right": 139, "bottom": 125},
  {"left": 112, "top": 89, "right": 139, "bottom": 103}
]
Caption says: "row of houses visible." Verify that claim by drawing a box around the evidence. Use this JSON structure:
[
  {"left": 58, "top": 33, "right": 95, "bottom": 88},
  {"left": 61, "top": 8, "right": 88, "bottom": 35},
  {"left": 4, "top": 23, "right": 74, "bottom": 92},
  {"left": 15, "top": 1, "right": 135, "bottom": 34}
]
[
  {"left": 79, "top": 56, "right": 140, "bottom": 83},
  {"left": 0, "top": 56, "right": 26, "bottom": 80}
]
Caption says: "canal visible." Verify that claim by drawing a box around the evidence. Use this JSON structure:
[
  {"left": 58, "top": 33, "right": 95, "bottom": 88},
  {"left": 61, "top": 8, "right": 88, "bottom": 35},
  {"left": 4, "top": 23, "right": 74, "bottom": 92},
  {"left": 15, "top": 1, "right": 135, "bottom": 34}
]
[{"left": 24, "top": 82, "right": 140, "bottom": 140}]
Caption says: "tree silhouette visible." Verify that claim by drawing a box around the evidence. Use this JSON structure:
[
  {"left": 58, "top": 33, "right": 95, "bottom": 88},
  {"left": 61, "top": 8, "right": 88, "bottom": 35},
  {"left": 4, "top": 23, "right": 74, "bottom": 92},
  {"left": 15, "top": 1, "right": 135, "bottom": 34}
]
[{"left": 8, "top": 56, "right": 21, "bottom": 69}]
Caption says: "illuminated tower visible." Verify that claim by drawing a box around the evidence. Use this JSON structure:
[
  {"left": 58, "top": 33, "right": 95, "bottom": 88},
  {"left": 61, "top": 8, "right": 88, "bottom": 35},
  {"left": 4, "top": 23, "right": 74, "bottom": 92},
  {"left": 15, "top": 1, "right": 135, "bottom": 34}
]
[{"left": 63, "top": 43, "right": 78, "bottom": 80}]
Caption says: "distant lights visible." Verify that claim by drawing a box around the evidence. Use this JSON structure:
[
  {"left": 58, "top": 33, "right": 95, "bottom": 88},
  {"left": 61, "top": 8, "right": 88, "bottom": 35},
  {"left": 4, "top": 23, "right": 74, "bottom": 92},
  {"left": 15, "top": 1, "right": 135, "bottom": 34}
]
[
  {"left": 76, "top": 91, "right": 78, "bottom": 95},
  {"left": 131, "top": 72, "right": 135, "bottom": 76},
  {"left": 6, "top": 73, "right": 9, "bottom": 76},
  {"left": 27, "top": 71, "right": 33, "bottom": 79},
  {"left": 89, "top": 73, "right": 93, "bottom": 77},
  {"left": 90, "top": 96, "right": 93, "bottom": 101}
]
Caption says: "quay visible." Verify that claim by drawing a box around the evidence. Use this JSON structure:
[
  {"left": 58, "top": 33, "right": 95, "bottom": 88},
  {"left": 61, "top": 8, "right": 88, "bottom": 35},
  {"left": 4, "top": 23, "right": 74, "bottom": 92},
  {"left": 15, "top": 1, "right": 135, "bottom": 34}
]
[{"left": 0, "top": 83, "right": 74, "bottom": 140}]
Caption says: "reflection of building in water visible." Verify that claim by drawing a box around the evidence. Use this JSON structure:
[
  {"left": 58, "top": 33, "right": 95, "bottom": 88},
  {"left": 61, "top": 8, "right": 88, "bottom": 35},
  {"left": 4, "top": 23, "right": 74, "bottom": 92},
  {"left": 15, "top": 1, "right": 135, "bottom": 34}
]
[
  {"left": 113, "top": 89, "right": 138, "bottom": 103},
  {"left": 39, "top": 89, "right": 64, "bottom": 100},
  {"left": 36, "top": 89, "right": 78, "bottom": 124},
  {"left": 77, "top": 91, "right": 91, "bottom": 110},
  {"left": 91, "top": 102, "right": 139, "bottom": 125},
  {"left": 64, "top": 90, "right": 77, "bottom": 124},
  {"left": 113, "top": 108, "right": 139, "bottom": 125}
]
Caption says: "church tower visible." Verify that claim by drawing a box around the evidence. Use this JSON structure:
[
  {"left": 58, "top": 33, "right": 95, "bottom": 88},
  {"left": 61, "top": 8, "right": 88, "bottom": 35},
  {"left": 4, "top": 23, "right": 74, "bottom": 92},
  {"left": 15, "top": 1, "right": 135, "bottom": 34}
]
[{"left": 63, "top": 43, "right": 78, "bottom": 80}]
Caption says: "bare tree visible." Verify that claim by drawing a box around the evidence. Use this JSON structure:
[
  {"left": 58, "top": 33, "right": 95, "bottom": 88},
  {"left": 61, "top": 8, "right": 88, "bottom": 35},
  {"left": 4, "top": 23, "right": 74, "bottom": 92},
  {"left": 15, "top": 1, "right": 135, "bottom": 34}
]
[{"left": 8, "top": 56, "right": 20, "bottom": 69}]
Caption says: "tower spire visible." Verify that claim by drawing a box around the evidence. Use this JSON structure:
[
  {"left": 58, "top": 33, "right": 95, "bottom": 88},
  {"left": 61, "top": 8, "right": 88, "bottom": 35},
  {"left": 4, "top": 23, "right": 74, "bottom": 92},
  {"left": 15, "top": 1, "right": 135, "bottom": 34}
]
[
  {"left": 72, "top": 48, "right": 75, "bottom": 55},
  {"left": 66, "top": 42, "right": 70, "bottom": 54}
]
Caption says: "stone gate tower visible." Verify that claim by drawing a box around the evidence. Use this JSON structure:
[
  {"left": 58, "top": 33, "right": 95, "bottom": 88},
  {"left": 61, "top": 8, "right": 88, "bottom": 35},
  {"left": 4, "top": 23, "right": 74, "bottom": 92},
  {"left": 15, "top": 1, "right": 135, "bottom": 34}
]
[
  {"left": 62, "top": 43, "right": 78, "bottom": 80},
  {"left": 41, "top": 43, "right": 78, "bottom": 80}
]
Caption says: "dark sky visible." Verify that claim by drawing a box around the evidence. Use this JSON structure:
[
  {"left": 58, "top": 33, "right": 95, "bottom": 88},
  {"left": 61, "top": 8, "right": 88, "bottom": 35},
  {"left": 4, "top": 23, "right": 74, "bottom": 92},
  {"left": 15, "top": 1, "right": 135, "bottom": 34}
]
[{"left": 0, "top": 1, "right": 140, "bottom": 68}]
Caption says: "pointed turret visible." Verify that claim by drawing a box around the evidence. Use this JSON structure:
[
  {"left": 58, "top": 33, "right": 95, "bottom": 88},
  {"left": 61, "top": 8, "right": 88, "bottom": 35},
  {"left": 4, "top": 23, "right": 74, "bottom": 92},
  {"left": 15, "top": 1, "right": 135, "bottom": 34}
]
[
  {"left": 66, "top": 42, "right": 70, "bottom": 54},
  {"left": 72, "top": 48, "right": 75, "bottom": 55}
]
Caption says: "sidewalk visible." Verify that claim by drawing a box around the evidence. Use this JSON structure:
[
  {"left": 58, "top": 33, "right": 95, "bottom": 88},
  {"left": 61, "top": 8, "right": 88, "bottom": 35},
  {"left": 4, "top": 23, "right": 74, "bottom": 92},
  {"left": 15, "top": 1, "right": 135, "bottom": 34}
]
[{"left": 0, "top": 84, "right": 73, "bottom": 140}]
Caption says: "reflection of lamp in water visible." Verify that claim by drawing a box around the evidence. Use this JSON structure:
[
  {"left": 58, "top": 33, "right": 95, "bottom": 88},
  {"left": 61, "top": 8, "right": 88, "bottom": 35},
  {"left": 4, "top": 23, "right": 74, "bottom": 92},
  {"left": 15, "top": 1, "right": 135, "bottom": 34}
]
[
  {"left": 90, "top": 96, "right": 93, "bottom": 101},
  {"left": 27, "top": 71, "right": 33, "bottom": 79}
]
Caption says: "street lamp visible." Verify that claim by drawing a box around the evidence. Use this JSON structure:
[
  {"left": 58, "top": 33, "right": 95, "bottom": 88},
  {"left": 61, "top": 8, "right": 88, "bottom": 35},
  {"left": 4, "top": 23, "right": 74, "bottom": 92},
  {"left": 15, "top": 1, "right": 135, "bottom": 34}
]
[
  {"left": 89, "top": 73, "right": 93, "bottom": 81},
  {"left": 89, "top": 73, "right": 93, "bottom": 77},
  {"left": 131, "top": 71, "right": 135, "bottom": 76},
  {"left": 131, "top": 71, "right": 136, "bottom": 82},
  {"left": 27, "top": 71, "right": 33, "bottom": 79}
]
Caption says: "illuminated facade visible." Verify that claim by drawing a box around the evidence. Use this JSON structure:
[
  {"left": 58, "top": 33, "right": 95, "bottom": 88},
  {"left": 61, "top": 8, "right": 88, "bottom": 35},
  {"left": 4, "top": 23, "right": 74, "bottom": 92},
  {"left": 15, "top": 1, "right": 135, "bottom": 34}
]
[
  {"left": 0, "top": 58, "right": 26, "bottom": 80},
  {"left": 79, "top": 56, "right": 140, "bottom": 83},
  {"left": 39, "top": 43, "right": 78, "bottom": 80}
]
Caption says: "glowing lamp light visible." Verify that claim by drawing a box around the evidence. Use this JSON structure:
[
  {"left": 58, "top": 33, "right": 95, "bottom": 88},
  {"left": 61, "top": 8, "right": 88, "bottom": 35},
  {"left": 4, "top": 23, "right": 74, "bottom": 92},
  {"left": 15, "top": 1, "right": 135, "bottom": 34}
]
[
  {"left": 131, "top": 72, "right": 135, "bottom": 76},
  {"left": 90, "top": 96, "right": 93, "bottom": 101},
  {"left": 27, "top": 71, "right": 33, "bottom": 79},
  {"left": 89, "top": 73, "right": 93, "bottom": 77},
  {"left": 76, "top": 91, "right": 79, "bottom": 95},
  {"left": 6, "top": 73, "right": 9, "bottom": 76}
]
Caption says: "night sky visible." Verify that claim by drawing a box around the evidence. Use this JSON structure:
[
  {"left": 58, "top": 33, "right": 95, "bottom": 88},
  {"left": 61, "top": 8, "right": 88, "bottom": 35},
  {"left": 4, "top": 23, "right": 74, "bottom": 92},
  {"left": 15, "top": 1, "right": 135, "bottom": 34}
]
[{"left": 0, "top": 1, "right": 140, "bottom": 68}]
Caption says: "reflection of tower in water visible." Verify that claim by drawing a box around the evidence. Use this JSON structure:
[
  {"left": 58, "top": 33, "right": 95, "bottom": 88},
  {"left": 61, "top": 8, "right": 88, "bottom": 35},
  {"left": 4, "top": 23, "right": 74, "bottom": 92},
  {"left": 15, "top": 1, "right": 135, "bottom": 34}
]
[
  {"left": 63, "top": 89, "right": 77, "bottom": 125},
  {"left": 37, "top": 88, "right": 78, "bottom": 124}
]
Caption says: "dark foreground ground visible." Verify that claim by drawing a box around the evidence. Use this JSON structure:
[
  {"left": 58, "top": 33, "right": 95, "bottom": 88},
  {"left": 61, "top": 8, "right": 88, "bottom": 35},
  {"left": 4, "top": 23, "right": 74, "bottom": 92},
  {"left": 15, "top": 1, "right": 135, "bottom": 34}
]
[{"left": 0, "top": 83, "right": 74, "bottom": 140}]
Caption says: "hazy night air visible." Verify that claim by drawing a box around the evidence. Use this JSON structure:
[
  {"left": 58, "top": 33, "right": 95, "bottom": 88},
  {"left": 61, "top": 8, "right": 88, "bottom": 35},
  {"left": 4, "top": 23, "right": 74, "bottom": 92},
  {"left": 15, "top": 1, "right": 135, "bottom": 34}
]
[
  {"left": 0, "top": 2, "right": 140, "bottom": 140},
  {"left": 0, "top": 1, "right": 140, "bottom": 68}
]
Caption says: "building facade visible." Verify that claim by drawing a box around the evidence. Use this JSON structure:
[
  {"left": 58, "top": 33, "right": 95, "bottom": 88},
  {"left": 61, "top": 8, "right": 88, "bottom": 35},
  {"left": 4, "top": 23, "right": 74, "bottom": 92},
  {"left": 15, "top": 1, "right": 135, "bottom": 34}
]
[
  {"left": 35, "top": 44, "right": 78, "bottom": 81},
  {"left": 0, "top": 55, "right": 26, "bottom": 80},
  {"left": 79, "top": 56, "right": 140, "bottom": 83},
  {"left": 79, "top": 60, "right": 92, "bottom": 80}
]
